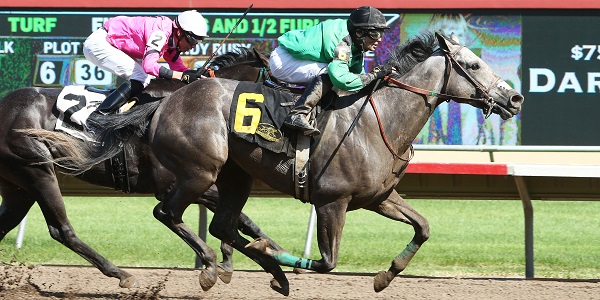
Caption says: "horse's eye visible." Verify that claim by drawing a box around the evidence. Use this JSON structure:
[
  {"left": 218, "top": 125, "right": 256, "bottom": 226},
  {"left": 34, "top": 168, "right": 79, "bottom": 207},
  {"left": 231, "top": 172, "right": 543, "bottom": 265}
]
[{"left": 470, "top": 63, "right": 480, "bottom": 70}]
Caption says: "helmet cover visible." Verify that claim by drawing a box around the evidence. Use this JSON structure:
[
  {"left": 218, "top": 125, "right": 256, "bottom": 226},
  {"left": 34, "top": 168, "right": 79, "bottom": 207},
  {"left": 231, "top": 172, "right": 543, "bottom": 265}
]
[
  {"left": 176, "top": 10, "right": 209, "bottom": 38},
  {"left": 349, "top": 6, "right": 389, "bottom": 30}
]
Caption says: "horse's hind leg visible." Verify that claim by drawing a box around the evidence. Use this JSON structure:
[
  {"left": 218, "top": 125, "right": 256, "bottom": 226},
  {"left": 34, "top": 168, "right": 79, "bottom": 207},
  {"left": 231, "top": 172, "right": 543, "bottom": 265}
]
[
  {"left": 194, "top": 185, "right": 234, "bottom": 283},
  {"left": 366, "top": 190, "right": 430, "bottom": 292},
  {"left": 198, "top": 185, "right": 287, "bottom": 284},
  {"left": 153, "top": 176, "right": 219, "bottom": 291},
  {"left": 5, "top": 168, "right": 138, "bottom": 288},
  {"left": 209, "top": 163, "right": 289, "bottom": 296},
  {"left": 0, "top": 179, "right": 35, "bottom": 241}
]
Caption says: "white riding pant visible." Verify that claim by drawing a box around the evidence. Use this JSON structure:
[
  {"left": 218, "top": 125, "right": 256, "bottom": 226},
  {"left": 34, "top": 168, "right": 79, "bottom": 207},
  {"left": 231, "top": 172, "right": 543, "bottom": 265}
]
[
  {"left": 269, "top": 46, "right": 328, "bottom": 86},
  {"left": 83, "top": 29, "right": 153, "bottom": 87}
]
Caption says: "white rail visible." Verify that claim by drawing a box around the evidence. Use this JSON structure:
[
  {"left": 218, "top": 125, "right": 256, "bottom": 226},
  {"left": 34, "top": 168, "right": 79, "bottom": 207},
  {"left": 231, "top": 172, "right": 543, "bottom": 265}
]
[
  {"left": 303, "top": 144, "right": 600, "bottom": 278},
  {"left": 413, "top": 145, "right": 600, "bottom": 152},
  {"left": 413, "top": 144, "right": 600, "bottom": 162}
]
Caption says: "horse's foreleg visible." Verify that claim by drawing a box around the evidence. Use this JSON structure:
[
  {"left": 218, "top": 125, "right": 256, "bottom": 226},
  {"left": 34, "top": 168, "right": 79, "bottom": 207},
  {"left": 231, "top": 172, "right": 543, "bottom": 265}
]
[
  {"left": 367, "top": 190, "right": 430, "bottom": 292},
  {"left": 153, "top": 177, "right": 218, "bottom": 291},
  {"left": 245, "top": 198, "right": 349, "bottom": 274},
  {"left": 237, "top": 212, "right": 286, "bottom": 252},
  {"left": 214, "top": 212, "right": 284, "bottom": 285}
]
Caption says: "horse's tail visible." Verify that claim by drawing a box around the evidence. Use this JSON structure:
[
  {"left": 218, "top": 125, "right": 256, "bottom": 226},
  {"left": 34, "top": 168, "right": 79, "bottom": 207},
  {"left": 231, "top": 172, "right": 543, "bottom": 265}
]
[
  {"left": 17, "top": 99, "right": 161, "bottom": 175},
  {"left": 16, "top": 128, "right": 97, "bottom": 173}
]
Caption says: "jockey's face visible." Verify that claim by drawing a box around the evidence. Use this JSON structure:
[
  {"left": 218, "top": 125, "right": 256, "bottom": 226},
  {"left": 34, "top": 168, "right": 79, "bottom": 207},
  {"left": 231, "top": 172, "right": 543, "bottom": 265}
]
[
  {"left": 356, "top": 29, "right": 384, "bottom": 52},
  {"left": 177, "top": 29, "right": 197, "bottom": 52}
]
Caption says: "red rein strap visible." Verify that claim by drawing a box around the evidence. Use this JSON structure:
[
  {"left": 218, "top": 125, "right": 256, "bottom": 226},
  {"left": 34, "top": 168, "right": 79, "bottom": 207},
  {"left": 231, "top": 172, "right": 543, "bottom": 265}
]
[{"left": 368, "top": 88, "right": 413, "bottom": 161}]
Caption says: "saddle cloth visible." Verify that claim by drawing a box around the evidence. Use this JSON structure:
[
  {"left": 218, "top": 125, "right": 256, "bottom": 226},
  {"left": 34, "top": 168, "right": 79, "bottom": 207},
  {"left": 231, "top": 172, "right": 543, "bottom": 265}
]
[
  {"left": 55, "top": 85, "right": 106, "bottom": 140},
  {"left": 229, "top": 81, "right": 298, "bottom": 156}
]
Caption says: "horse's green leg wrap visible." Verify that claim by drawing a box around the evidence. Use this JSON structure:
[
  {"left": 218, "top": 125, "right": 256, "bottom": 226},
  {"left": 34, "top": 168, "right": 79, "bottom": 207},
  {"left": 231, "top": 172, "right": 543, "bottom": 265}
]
[
  {"left": 392, "top": 241, "right": 420, "bottom": 272},
  {"left": 273, "top": 251, "right": 313, "bottom": 269}
]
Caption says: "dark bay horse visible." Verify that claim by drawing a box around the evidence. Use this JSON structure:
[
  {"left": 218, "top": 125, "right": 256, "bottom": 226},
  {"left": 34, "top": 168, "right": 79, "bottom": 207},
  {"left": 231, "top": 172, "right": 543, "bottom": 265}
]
[
  {"left": 22, "top": 32, "right": 524, "bottom": 294},
  {"left": 0, "top": 47, "right": 283, "bottom": 289}
]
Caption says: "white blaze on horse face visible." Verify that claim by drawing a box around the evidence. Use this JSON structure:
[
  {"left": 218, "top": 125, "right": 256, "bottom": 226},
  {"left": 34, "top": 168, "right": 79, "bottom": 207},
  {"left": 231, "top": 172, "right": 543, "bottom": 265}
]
[{"left": 497, "top": 80, "right": 512, "bottom": 91}]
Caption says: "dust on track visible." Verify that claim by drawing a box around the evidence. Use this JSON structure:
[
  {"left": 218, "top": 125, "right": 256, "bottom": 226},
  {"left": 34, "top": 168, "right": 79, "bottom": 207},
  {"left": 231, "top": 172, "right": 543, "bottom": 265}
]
[{"left": 1, "top": 263, "right": 598, "bottom": 300}]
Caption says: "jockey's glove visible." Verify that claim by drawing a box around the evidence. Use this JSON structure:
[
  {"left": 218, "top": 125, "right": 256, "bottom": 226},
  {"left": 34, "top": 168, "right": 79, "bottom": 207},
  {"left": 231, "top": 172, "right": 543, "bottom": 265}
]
[
  {"left": 372, "top": 64, "right": 393, "bottom": 80},
  {"left": 181, "top": 70, "right": 201, "bottom": 84}
]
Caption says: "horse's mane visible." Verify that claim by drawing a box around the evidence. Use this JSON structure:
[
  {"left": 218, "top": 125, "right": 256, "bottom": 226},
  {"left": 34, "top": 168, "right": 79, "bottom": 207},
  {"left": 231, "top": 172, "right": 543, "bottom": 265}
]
[
  {"left": 208, "top": 47, "right": 261, "bottom": 70},
  {"left": 385, "top": 31, "right": 441, "bottom": 76}
]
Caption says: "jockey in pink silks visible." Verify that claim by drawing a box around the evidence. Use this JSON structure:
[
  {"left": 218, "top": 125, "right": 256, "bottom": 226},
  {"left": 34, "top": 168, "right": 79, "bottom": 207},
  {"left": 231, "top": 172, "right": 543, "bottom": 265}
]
[{"left": 83, "top": 10, "right": 208, "bottom": 115}]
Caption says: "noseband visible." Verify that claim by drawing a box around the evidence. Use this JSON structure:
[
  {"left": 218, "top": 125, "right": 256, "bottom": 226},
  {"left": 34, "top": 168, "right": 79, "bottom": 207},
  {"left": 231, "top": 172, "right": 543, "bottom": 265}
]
[{"left": 385, "top": 47, "right": 499, "bottom": 118}]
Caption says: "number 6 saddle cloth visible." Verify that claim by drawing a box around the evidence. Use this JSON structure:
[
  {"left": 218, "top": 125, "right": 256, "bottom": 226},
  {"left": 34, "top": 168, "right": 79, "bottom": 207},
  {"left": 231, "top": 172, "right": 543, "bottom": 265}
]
[{"left": 230, "top": 81, "right": 301, "bottom": 157}]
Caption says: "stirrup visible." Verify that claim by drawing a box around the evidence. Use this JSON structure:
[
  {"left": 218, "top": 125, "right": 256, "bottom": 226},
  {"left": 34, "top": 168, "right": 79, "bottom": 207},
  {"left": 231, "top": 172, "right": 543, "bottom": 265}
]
[
  {"left": 284, "top": 115, "right": 320, "bottom": 136},
  {"left": 301, "top": 127, "right": 320, "bottom": 136}
]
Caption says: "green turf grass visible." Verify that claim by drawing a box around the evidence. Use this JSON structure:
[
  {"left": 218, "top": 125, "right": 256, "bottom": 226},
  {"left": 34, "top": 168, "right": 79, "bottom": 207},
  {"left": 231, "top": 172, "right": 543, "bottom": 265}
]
[{"left": 1, "top": 196, "right": 598, "bottom": 279}]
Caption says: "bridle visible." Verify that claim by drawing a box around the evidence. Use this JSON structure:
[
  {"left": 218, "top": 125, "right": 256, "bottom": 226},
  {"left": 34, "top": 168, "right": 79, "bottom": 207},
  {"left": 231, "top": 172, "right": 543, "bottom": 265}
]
[
  {"left": 385, "top": 46, "right": 500, "bottom": 118},
  {"left": 370, "top": 45, "right": 502, "bottom": 160}
]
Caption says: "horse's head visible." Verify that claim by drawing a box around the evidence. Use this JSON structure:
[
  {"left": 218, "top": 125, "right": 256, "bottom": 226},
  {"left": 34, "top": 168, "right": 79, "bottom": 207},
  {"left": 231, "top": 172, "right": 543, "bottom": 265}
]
[{"left": 435, "top": 31, "right": 524, "bottom": 120}]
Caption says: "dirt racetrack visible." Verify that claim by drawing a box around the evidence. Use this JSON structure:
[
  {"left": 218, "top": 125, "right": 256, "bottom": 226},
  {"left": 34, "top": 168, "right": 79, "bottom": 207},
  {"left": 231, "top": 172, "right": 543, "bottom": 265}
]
[{"left": 1, "top": 264, "right": 599, "bottom": 300}]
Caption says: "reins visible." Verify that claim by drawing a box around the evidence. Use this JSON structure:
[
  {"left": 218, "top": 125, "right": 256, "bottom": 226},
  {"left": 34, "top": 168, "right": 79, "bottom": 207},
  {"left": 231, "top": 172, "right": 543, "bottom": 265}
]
[
  {"left": 369, "top": 46, "right": 500, "bottom": 160},
  {"left": 384, "top": 48, "right": 498, "bottom": 116},
  {"left": 205, "top": 65, "right": 272, "bottom": 83},
  {"left": 368, "top": 94, "right": 412, "bottom": 161},
  {"left": 255, "top": 66, "right": 272, "bottom": 83}
]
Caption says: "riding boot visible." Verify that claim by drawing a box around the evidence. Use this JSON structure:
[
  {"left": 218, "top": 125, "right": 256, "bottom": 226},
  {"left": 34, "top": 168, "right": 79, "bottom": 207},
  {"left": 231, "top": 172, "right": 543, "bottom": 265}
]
[
  {"left": 283, "top": 74, "right": 332, "bottom": 136},
  {"left": 86, "top": 80, "right": 143, "bottom": 132},
  {"left": 95, "top": 80, "right": 144, "bottom": 115}
]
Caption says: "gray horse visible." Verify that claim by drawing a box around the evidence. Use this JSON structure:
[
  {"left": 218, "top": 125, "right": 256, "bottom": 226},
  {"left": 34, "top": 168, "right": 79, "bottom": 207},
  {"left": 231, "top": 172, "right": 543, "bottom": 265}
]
[{"left": 23, "top": 31, "right": 523, "bottom": 295}]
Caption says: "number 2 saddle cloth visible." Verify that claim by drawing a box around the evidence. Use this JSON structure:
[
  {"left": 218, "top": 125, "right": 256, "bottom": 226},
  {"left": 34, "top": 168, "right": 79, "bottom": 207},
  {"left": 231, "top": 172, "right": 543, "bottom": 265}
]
[{"left": 54, "top": 85, "right": 107, "bottom": 141}]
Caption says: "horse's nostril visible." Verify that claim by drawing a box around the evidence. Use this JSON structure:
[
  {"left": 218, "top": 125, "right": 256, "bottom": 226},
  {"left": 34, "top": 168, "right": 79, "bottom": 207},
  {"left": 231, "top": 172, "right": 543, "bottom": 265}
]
[{"left": 511, "top": 94, "right": 524, "bottom": 106}]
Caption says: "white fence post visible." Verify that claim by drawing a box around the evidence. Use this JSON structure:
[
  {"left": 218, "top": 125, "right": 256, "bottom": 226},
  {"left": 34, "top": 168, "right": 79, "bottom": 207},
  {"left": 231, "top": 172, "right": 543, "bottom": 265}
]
[
  {"left": 303, "top": 205, "right": 317, "bottom": 258},
  {"left": 16, "top": 215, "right": 27, "bottom": 249}
]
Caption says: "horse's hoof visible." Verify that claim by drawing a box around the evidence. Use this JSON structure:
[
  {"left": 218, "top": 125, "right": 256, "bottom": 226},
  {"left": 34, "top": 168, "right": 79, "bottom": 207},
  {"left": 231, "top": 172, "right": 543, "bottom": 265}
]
[
  {"left": 198, "top": 268, "right": 218, "bottom": 291},
  {"left": 245, "top": 238, "right": 269, "bottom": 253},
  {"left": 217, "top": 265, "right": 233, "bottom": 284},
  {"left": 292, "top": 267, "right": 306, "bottom": 274},
  {"left": 270, "top": 278, "right": 290, "bottom": 296},
  {"left": 119, "top": 275, "right": 140, "bottom": 288},
  {"left": 373, "top": 270, "right": 392, "bottom": 292}
]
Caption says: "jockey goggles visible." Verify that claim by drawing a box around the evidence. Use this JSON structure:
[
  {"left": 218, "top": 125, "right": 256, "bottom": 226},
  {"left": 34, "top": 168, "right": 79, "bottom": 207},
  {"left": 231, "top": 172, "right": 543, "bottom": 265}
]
[
  {"left": 365, "top": 29, "right": 385, "bottom": 40},
  {"left": 183, "top": 31, "right": 204, "bottom": 45}
]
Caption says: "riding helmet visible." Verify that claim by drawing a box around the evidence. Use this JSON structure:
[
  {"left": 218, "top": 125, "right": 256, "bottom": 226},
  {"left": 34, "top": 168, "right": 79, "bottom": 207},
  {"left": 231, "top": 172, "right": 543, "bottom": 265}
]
[
  {"left": 175, "top": 10, "right": 209, "bottom": 39},
  {"left": 348, "top": 6, "right": 390, "bottom": 30}
]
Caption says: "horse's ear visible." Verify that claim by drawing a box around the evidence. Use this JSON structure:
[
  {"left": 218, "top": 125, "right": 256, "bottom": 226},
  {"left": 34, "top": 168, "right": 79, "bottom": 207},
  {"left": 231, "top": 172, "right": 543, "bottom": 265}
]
[
  {"left": 449, "top": 32, "right": 460, "bottom": 44},
  {"left": 435, "top": 31, "right": 451, "bottom": 53},
  {"left": 252, "top": 47, "right": 261, "bottom": 59},
  {"left": 253, "top": 47, "right": 270, "bottom": 67}
]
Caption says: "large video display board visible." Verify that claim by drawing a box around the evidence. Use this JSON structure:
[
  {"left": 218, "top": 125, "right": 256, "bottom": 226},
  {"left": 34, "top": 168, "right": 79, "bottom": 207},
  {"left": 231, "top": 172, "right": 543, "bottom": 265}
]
[
  {"left": 522, "top": 13, "right": 600, "bottom": 145},
  {"left": 0, "top": 10, "right": 595, "bottom": 145}
]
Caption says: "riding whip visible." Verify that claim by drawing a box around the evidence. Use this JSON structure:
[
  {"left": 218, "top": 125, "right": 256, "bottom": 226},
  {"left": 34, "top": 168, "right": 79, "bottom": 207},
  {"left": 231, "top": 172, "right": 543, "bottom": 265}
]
[
  {"left": 318, "top": 78, "right": 383, "bottom": 179},
  {"left": 346, "top": 78, "right": 382, "bottom": 135},
  {"left": 199, "top": 4, "right": 253, "bottom": 73}
]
